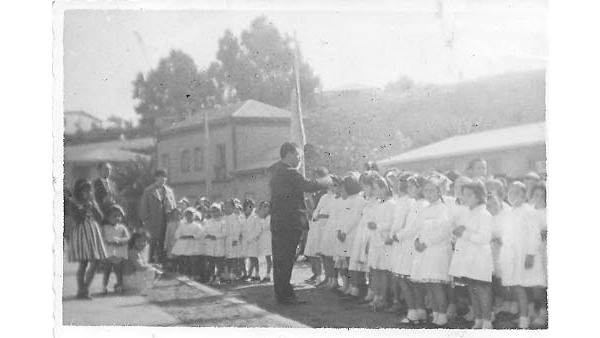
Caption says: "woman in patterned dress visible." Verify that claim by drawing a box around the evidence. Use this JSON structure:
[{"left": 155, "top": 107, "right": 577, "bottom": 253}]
[{"left": 66, "top": 179, "right": 107, "bottom": 299}]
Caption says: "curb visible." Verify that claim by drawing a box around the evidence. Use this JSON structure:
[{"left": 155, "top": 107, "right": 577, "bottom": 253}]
[{"left": 173, "top": 275, "right": 309, "bottom": 328}]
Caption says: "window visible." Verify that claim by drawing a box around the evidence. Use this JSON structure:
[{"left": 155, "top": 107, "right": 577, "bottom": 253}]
[
  {"left": 215, "top": 144, "right": 227, "bottom": 179},
  {"left": 161, "top": 153, "right": 170, "bottom": 171},
  {"left": 194, "top": 147, "right": 203, "bottom": 171},
  {"left": 216, "top": 144, "right": 226, "bottom": 168},
  {"left": 181, "top": 149, "right": 190, "bottom": 173}
]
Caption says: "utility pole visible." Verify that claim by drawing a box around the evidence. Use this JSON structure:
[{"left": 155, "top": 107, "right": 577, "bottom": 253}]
[{"left": 204, "top": 100, "right": 212, "bottom": 197}]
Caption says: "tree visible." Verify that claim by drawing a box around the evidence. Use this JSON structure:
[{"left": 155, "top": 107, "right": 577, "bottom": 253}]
[
  {"left": 212, "top": 17, "right": 321, "bottom": 108},
  {"left": 132, "top": 50, "right": 219, "bottom": 130},
  {"left": 112, "top": 156, "right": 156, "bottom": 228}
]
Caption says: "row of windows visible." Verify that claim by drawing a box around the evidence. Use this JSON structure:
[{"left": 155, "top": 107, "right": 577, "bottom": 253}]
[{"left": 160, "top": 144, "right": 227, "bottom": 174}]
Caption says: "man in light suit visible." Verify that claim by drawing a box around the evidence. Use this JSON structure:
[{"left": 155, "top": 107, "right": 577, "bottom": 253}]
[
  {"left": 93, "top": 162, "right": 119, "bottom": 215},
  {"left": 139, "top": 169, "right": 176, "bottom": 264}
]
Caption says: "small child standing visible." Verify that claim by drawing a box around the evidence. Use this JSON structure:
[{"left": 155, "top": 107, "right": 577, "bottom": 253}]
[
  {"left": 387, "top": 172, "right": 417, "bottom": 314},
  {"left": 334, "top": 173, "right": 367, "bottom": 297},
  {"left": 305, "top": 185, "right": 336, "bottom": 285},
  {"left": 347, "top": 172, "right": 378, "bottom": 303},
  {"left": 243, "top": 203, "right": 262, "bottom": 282},
  {"left": 240, "top": 199, "right": 256, "bottom": 280},
  {"left": 499, "top": 181, "right": 546, "bottom": 329},
  {"left": 366, "top": 173, "right": 397, "bottom": 311},
  {"left": 411, "top": 176, "right": 453, "bottom": 327},
  {"left": 449, "top": 180, "right": 494, "bottom": 329},
  {"left": 256, "top": 201, "right": 272, "bottom": 282},
  {"left": 171, "top": 208, "right": 204, "bottom": 279},
  {"left": 224, "top": 199, "right": 244, "bottom": 282},
  {"left": 319, "top": 177, "right": 345, "bottom": 290},
  {"left": 203, "top": 203, "right": 228, "bottom": 284},
  {"left": 101, "top": 204, "right": 131, "bottom": 294},
  {"left": 395, "top": 175, "right": 429, "bottom": 324},
  {"left": 530, "top": 182, "right": 547, "bottom": 327}
]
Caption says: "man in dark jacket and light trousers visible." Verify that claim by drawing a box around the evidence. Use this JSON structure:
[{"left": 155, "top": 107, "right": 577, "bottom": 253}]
[{"left": 269, "top": 142, "right": 331, "bottom": 305}]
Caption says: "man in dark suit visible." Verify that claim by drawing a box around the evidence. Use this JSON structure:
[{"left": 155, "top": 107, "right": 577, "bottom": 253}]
[
  {"left": 93, "top": 162, "right": 118, "bottom": 214},
  {"left": 139, "top": 169, "right": 176, "bottom": 264},
  {"left": 269, "top": 142, "right": 331, "bottom": 305}
]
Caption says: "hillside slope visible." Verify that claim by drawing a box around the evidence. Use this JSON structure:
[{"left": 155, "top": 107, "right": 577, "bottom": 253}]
[{"left": 303, "top": 70, "right": 546, "bottom": 174}]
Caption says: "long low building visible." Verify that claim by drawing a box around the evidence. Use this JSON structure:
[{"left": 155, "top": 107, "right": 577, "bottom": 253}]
[{"left": 377, "top": 122, "right": 546, "bottom": 177}]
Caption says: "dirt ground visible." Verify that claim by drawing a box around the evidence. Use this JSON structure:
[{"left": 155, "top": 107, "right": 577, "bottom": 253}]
[{"left": 147, "top": 260, "right": 546, "bottom": 329}]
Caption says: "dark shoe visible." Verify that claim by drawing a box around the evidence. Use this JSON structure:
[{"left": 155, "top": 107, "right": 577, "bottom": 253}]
[
  {"left": 340, "top": 294, "right": 360, "bottom": 303},
  {"left": 251, "top": 276, "right": 261, "bottom": 282},
  {"left": 76, "top": 291, "right": 93, "bottom": 300},
  {"left": 305, "top": 275, "right": 318, "bottom": 284},
  {"left": 315, "top": 279, "right": 329, "bottom": 287},
  {"left": 261, "top": 277, "right": 271, "bottom": 283},
  {"left": 385, "top": 303, "right": 403, "bottom": 314}
]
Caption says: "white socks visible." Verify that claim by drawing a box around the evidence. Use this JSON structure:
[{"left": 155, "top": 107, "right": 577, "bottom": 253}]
[
  {"left": 472, "top": 319, "right": 483, "bottom": 329},
  {"left": 436, "top": 313, "right": 448, "bottom": 326},
  {"left": 482, "top": 320, "right": 493, "bottom": 329},
  {"left": 406, "top": 309, "right": 418, "bottom": 320},
  {"left": 364, "top": 288, "right": 374, "bottom": 301}
]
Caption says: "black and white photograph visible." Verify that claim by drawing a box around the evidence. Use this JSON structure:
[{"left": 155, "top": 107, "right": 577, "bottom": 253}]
[{"left": 54, "top": 0, "right": 549, "bottom": 331}]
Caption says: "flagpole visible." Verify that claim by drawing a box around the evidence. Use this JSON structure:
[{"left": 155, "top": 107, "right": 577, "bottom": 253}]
[
  {"left": 292, "top": 33, "right": 307, "bottom": 176},
  {"left": 204, "top": 106, "right": 212, "bottom": 197}
]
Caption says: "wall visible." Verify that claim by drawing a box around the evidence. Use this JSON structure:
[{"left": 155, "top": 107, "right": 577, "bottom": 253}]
[
  {"left": 157, "top": 124, "right": 234, "bottom": 184},
  {"left": 380, "top": 144, "right": 546, "bottom": 177},
  {"left": 234, "top": 122, "right": 290, "bottom": 167},
  {"left": 170, "top": 171, "right": 271, "bottom": 203}
]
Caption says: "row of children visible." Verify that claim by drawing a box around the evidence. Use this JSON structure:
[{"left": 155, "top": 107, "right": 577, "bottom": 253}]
[
  {"left": 66, "top": 178, "right": 162, "bottom": 299},
  {"left": 162, "top": 197, "right": 274, "bottom": 285},
  {"left": 302, "top": 159, "right": 547, "bottom": 329}
]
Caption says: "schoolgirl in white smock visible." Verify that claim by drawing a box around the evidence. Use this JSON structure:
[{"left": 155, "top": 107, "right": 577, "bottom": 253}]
[
  {"left": 367, "top": 198, "right": 397, "bottom": 270},
  {"left": 334, "top": 193, "right": 368, "bottom": 258},
  {"left": 532, "top": 207, "right": 547, "bottom": 283},
  {"left": 304, "top": 192, "right": 335, "bottom": 257},
  {"left": 348, "top": 198, "right": 379, "bottom": 272},
  {"left": 242, "top": 213, "right": 262, "bottom": 258},
  {"left": 387, "top": 195, "right": 416, "bottom": 273},
  {"left": 319, "top": 196, "right": 347, "bottom": 257},
  {"left": 203, "top": 218, "right": 227, "bottom": 258},
  {"left": 410, "top": 200, "right": 453, "bottom": 283},
  {"left": 499, "top": 204, "right": 546, "bottom": 287},
  {"left": 257, "top": 215, "right": 272, "bottom": 256},
  {"left": 392, "top": 199, "right": 428, "bottom": 276},
  {"left": 491, "top": 202, "right": 511, "bottom": 277},
  {"left": 224, "top": 213, "right": 244, "bottom": 259},
  {"left": 449, "top": 204, "right": 494, "bottom": 282},
  {"left": 171, "top": 219, "right": 204, "bottom": 256}
]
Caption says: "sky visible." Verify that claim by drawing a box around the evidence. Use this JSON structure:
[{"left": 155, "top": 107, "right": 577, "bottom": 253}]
[{"left": 62, "top": 0, "right": 547, "bottom": 123}]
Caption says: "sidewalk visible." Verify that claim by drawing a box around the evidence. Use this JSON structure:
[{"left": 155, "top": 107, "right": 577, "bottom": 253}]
[
  {"left": 61, "top": 262, "right": 307, "bottom": 327},
  {"left": 62, "top": 262, "right": 178, "bottom": 326}
]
